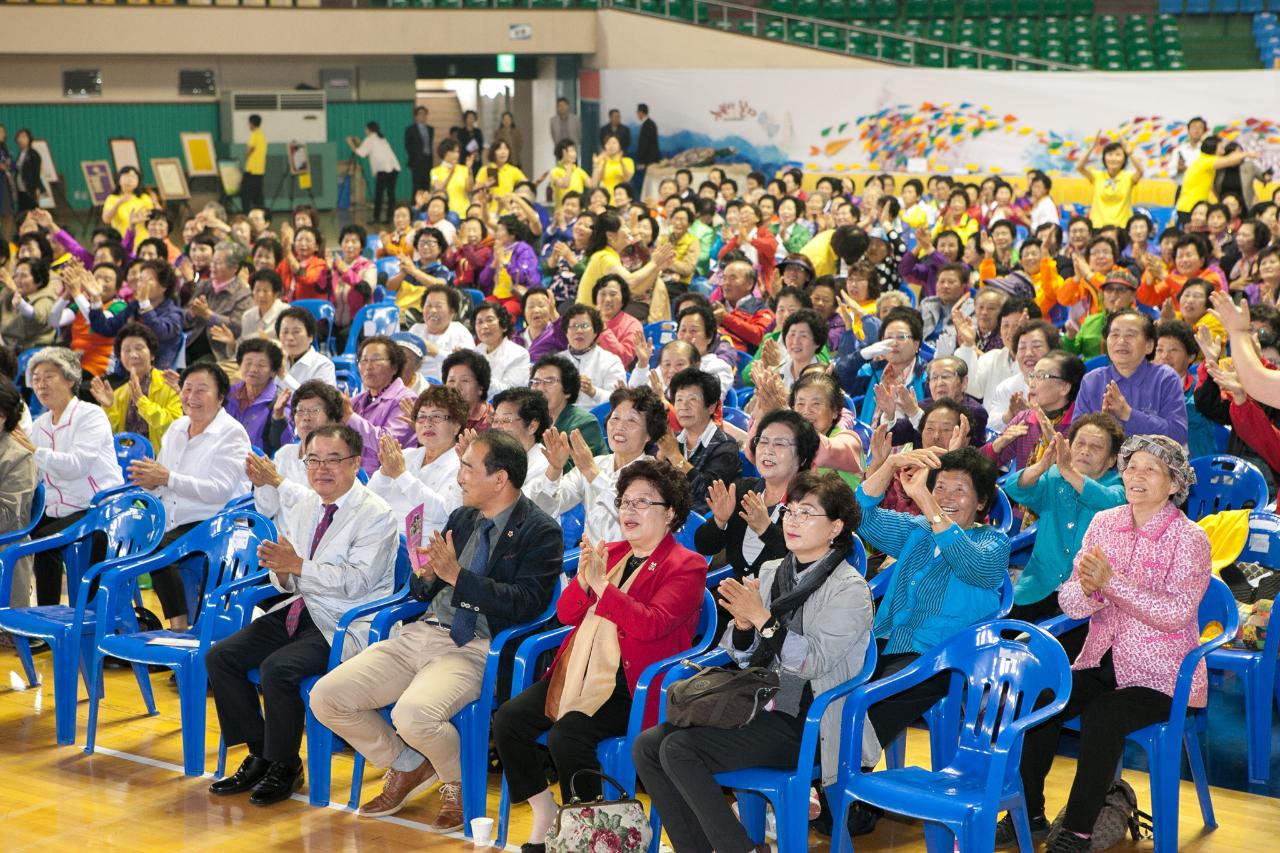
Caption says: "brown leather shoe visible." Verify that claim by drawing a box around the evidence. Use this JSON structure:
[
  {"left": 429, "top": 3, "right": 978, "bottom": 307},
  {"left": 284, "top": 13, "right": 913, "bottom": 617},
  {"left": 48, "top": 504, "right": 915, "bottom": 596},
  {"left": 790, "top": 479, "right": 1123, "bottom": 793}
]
[
  {"left": 428, "top": 781, "right": 464, "bottom": 831},
  {"left": 357, "top": 760, "right": 438, "bottom": 817}
]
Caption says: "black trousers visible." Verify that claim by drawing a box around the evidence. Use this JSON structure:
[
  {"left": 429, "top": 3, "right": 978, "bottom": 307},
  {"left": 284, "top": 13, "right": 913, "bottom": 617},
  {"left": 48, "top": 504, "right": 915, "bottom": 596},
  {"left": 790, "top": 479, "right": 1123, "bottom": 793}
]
[
  {"left": 865, "top": 638, "right": 952, "bottom": 757},
  {"left": 17, "top": 190, "right": 38, "bottom": 212},
  {"left": 32, "top": 510, "right": 105, "bottom": 606},
  {"left": 206, "top": 604, "right": 331, "bottom": 766},
  {"left": 409, "top": 163, "right": 431, "bottom": 195},
  {"left": 1019, "top": 652, "right": 1172, "bottom": 833},
  {"left": 372, "top": 171, "right": 398, "bottom": 223},
  {"left": 149, "top": 521, "right": 201, "bottom": 621},
  {"left": 633, "top": 712, "right": 805, "bottom": 853},
  {"left": 493, "top": 674, "right": 631, "bottom": 804},
  {"left": 241, "top": 173, "right": 265, "bottom": 212},
  {"left": 1009, "top": 591, "right": 1089, "bottom": 665}
]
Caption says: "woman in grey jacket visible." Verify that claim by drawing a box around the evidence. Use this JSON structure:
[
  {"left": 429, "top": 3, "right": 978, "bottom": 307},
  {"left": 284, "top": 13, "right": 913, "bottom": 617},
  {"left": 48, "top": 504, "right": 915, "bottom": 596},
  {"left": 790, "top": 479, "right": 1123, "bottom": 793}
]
[{"left": 633, "top": 470, "right": 874, "bottom": 853}]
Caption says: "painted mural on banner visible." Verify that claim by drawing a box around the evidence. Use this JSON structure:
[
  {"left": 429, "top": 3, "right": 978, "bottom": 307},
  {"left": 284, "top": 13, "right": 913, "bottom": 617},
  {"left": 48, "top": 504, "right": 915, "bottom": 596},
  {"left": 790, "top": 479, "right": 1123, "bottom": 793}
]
[{"left": 599, "top": 68, "right": 1280, "bottom": 177}]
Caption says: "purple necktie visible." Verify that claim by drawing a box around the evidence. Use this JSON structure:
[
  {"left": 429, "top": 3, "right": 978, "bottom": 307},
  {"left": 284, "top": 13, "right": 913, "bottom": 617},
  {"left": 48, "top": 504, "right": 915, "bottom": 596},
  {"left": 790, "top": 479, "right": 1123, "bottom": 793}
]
[{"left": 285, "top": 503, "right": 338, "bottom": 637}]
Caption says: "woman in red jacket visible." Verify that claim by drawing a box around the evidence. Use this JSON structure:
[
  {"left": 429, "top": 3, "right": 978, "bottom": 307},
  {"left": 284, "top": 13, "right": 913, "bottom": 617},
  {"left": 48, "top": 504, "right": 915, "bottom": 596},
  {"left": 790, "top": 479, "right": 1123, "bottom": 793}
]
[
  {"left": 719, "top": 202, "right": 779, "bottom": 292},
  {"left": 493, "top": 459, "right": 707, "bottom": 853}
]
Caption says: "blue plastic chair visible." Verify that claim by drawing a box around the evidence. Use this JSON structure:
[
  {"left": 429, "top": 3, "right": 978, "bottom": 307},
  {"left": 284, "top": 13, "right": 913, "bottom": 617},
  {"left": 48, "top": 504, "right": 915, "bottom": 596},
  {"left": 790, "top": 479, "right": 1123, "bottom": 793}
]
[
  {"left": 113, "top": 432, "right": 153, "bottom": 478},
  {"left": 338, "top": 302, "right": 401, "bottom": 359},
  {"left": 830, "top": 620, "right": 1072, "bottom": 853},
  {"left": 692, "top": 637, "right": 878, "bottom": 853},
  {"left": 335, "top": 363, "right": 362, "bottom": 395},
  {"left": 722, "top": 406, "right": 750, "bottom": 431},
  {"left": 463, "top": 288, "right": 485, "bottom": 308},
  {"left": 735, "top": 386, "right": 755, "bottom": 409},
  {"left": 674, "top": 512, "right": 707, "bottom": 552},
  {"left": 0, "top": 491, "right": 166, "bottom": 744},
  {"left": 83, "top": 509, "right": 277, "bottom": 775},
  {"left": 292, "top": 298, "right": 337, "bottom": 355},
  {"left": 1184, "top": 455, "right": 1269, "bottom": 520},
  {"left": 987, "top": 485, "right": 1014, "bottom": 534},
  {"left": 644, "top": 321, "right": 678, "bottom": 367},
  {"left": 561, "top": 503, "right": 586, "bottom": 552},
  {"left": 1083, "top": 353, "right": 1110, "bottom": 372},
  {"left": 496, "top": 589, "right": 718, "bottom": 847},
  {"left": 849, "top": 419, "right": 873, "bottom": 450},
  {"left": 723, "top": 387, "right": 739, "bottom": 409},
  {"left": 1205, "top": 510, "right": 1280, "bottom": 783},
  {"left": 1041, "top": 577, "right": 1239, "bottom": 853},
  {"left": 590, "top": 401, "right": 611, "bottom": 431},
  {"left": 375, "top": 255, "right": 401, "bottom": 281},
  {"left": 364, "top": 233, "right": 382, "bottom": 258},
  {"left": 329, "top": 576, "right": 565, "bottom": 833},
  {"left": 0, "top": 482, "right": 44, "bottom": 552}
]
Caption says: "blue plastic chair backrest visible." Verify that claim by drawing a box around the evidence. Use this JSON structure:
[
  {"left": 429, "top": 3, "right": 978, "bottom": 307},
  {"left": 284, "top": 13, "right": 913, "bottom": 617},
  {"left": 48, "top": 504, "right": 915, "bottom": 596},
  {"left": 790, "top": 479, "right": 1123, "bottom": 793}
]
[
  {"left": 929, "top": 620, "right": 1071, "bottom": 772},
  {"left": 1185, "top": 455, "right": 1270, "bottom": 520},
  {"left": 590, "top": 402, "right": 611, "bottom": 431},
  {"left": 1238, "top": 510, "right": 1280, "bottom": 568},
  {"left": 464, "top": 288, "right": 485, "bottom": 308},
  {"left": 849, "top": 419, "right": 872, "bottom": 450},
  {"left": 0, "top": 482, "right": 45, "bottom": 549},
  {"left": 174, "top": 510, "right": 277, "bottom": 622},
  {"left": 63, "top": 492, "right": 167, "bottom": 612},
  {"left": 375, "top": 256, "right": 401, "bottom": 279},
  {"left": 722, "top": 407, "right": 750, "bottom": 431},
  {"left": 986, "top": 486, "right": 1013, "bottom": 534},
  {"left": 674, "top": 512, "right": 706, "bottom": 552},
  {"left": 364, "top": 234, "right": 381, "bottom": 257},
  {"left": 845, "top": 537, "right": 868, "bottom": 576},
  {"left": 562, "top": 504, "right": 585, "bottom": 550},
  {"left": 113, "top": 432, "right": 153, "bottom": 476},
  {"left": 1084, "top": 353, "right": 1111, "bottom": 372},
  {"left": 643, "top": 321, "right": 677, "bottom": 356},
  {"left": 393, "top": 540, "right": 413, "bottom": 589},
  {"left": 292, "top": 299, "right": 336, "bottom": 352},
  {"left": 344, "top": 303, "right": 401, "bottom": 356}
]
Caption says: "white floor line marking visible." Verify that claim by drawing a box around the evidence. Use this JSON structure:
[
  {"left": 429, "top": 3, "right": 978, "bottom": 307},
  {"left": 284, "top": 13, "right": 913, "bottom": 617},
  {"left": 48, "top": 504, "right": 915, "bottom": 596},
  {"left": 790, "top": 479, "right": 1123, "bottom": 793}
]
[{"left": 87, "top": 746, "right": 522, "bottom": 849}]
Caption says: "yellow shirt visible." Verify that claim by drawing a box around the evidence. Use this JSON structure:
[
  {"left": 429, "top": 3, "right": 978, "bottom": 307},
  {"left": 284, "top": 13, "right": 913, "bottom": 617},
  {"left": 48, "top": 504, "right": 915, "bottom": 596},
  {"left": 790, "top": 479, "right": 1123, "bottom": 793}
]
[
  {"left": 104, "top": 368, "right": 184, "bottom": 449},
  {"left": 550, "top": 164, "right": 589, "bottom": 207},
  {"left": 1087, "top": 168, "right": 1135, "bottom": 229},
  {"left": 431, "top": 162, "right": 471, "bottom": 218},
  {"left": 1177, "top": 153, "right": 1219, "bottom": 214},
  {"left": 659, "top": 231, "right": 698, "bottom": 284},
  {"left": 599, "top": 156, "right": 635, "bottom": 195},
  {"left": 800, "top": 229, "right": 839, "bottom": 277},
  {"left": 104, "top": 193, "right": 156, "bottom": 242},
  {"left": 245, "top": 128, "right": 268, "bottom": 176},
  {"left": 576, "top": 246, "right": 622, "bottom": 305},
  {"left": 477, "top": 163, "right": 528, "bottom": 209},
  {"left": 495, "top": 245, "right": 514, "bottom": 299}
]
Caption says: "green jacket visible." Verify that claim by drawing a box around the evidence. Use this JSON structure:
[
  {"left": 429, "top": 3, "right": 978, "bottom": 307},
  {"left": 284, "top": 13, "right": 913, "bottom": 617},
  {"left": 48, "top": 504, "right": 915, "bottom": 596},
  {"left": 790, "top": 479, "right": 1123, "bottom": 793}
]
[
  {"left": 554, "top": 404, "right": 607, "bottom": 472},
  {"left": 1063, "top": 311, "right": 1106, "bottom": 360}
]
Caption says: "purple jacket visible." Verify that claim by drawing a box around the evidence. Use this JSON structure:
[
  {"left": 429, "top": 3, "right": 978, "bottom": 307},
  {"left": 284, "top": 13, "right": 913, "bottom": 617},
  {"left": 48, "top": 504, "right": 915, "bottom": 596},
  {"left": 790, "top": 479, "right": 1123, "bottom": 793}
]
[
  {"left": 478, "top": 240, "right": 541, "bottom": 296},
  {"left": 347, "top": 377, "right": 419, "bottom": 473},
  {"left": 224, "top": 379, "right": 278, "bottom": 450},
  {"left": 525, "top": 323, "right": 568, "bottom": 363},
  {"left": 54, "top": 228, "right": 95, "bottom": 266},
  {"left": 898, "top": 250, "right": 952, "bottom": 298},
  {"left": 1074, "top": 359, "right": 1188, "bottom": 446}
]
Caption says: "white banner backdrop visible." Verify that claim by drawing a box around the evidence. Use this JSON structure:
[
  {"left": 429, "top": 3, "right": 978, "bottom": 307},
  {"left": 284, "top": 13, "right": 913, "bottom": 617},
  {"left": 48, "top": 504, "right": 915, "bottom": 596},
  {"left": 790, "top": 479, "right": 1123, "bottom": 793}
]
[{"left": 600, "top": 68, "right": 1280, "bottom": 177}]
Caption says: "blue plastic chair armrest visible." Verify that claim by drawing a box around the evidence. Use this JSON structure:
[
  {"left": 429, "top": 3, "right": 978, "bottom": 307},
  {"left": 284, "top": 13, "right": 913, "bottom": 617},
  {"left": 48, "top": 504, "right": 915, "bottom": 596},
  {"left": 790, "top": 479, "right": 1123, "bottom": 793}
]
[
  {"left": 326, "top": 583, "right": 416, "bottom": 668},
  {"left": 655, "top": 648, "right": 732, "bottom": 724},
  {"left": 868, "top": 564, "right": 896, "bottom": 600},
  {"left": 88, "top": 484, "right": 144, "bottom": 508},
  {"left": 626, "top": 626, "right": 724, "bottom": 733},
  {"left": 1038, "top": 613, "right": 1087, "bottom": 637},
  {"left": 1169, "top": 625, "right": 1237, "bottom": 716},
  {"left": 369, "top": 598, "right": 431, "bottom": 638},
  {"left": 705, "top": 565, "right": 734, "bottom": 587},
  {"left": 511, "top": 626, "right": 573, "bottom": 691}
]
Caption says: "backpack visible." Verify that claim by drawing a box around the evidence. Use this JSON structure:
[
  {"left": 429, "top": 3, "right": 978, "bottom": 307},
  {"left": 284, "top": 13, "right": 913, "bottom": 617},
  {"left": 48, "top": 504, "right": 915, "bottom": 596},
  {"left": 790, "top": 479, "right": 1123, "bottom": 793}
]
[{"left": 1049, "top": 779, "right": 1151, "bottom": 850}]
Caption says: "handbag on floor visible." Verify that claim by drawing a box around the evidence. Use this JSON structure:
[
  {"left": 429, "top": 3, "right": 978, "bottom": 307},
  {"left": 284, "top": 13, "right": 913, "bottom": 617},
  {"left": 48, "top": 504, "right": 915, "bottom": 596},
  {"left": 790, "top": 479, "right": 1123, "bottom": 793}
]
[
  {"left": 544, "top": 769, "right": 652, "bottom": 853},
  {"left": 1048, "top": 779, "right": 1151, "bottom": 851}
]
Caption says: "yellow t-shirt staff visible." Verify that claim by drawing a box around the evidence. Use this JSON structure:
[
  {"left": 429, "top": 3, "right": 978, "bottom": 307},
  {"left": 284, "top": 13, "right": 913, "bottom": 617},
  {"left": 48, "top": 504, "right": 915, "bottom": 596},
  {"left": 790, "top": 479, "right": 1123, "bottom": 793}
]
[
  {"left": 1175, "top": 138, "right": 1253, "bottom": 217},
  {"left": 430, "top": 138, "right": 474, "bottom": 219},
  {"left": 1076, "top": 135, "right": 1145, "bottom": 229},
  {"left": 101, "top": 165, "right": 156, "bottom": 238}
]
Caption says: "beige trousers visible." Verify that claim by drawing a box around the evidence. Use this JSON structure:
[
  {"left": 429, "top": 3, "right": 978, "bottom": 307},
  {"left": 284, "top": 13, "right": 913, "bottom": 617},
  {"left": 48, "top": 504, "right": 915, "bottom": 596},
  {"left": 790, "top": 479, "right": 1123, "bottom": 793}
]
[{"left": 309, "top": 622, "right": 488, "bottom": 783}]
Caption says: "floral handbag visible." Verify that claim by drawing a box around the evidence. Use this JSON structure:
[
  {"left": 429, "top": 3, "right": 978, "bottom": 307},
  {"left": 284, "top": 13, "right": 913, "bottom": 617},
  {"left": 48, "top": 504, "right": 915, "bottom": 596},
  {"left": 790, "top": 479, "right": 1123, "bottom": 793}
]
[{"left": 544, "top": 770, "right": 653, "bottom": 853}]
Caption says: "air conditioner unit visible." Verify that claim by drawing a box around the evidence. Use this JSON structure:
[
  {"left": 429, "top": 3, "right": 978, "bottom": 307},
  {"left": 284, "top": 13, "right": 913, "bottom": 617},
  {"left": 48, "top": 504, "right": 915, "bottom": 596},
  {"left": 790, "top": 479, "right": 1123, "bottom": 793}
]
[{"left": 223, "top": 91, "right": 327, "bottom": 144}]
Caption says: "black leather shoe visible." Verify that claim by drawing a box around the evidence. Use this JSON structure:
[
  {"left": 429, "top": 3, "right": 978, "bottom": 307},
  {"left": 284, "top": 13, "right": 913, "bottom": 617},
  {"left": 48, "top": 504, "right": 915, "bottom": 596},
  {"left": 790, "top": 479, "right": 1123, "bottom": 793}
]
[
  {"left": 847, "top": 801, "right": 882, "bottom": 837},
  {"left": 249, "top": 761, "right": 304, "bottom": 806},
  {"left": 209, "top": 754, "right": 271, "bottom": 796},
  {"left": 995, "top": 811, "right": 1051, "bottom": 848}
]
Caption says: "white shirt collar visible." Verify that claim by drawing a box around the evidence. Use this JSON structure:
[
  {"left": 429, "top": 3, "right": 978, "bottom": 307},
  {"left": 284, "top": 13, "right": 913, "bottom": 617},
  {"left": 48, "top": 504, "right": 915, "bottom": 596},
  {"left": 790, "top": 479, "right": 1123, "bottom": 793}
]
[{"left": 679, "top": 419, "right": 719, "bottom": 455}]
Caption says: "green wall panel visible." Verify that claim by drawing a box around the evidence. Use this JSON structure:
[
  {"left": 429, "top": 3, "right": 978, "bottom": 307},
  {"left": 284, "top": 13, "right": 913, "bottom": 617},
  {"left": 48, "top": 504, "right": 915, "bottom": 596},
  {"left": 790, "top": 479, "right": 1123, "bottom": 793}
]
[
  {"left": 327, "top": 100, "right": 416, "bottom": 204},
  {"left": 0, "top": 103, "right": 221, "bottom": 211}
]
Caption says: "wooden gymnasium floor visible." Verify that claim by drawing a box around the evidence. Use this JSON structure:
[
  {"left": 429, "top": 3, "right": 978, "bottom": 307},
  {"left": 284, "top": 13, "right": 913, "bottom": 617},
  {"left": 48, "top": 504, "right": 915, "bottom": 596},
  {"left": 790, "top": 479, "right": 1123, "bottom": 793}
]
[{"left": 2, "top": 638, "right": 1278, "bottom": 853}]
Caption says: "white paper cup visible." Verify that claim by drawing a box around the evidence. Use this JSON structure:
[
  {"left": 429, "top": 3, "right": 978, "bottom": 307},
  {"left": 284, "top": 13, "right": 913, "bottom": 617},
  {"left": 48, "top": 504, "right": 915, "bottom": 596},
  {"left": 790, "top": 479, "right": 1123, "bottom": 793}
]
[{"left": 470, "top": 816, "right": 495, "bottom": 847}]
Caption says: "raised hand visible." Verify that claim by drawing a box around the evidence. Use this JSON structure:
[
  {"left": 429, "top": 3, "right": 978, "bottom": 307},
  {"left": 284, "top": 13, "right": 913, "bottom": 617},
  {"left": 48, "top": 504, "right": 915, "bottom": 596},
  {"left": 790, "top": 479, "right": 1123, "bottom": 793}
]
[
  {"left": 1101, "top": 380, "right": 1131, "bottom": 421},
  {"left": 739, "top": 488, "right": 773, "bottom": 535},
  {"left": 244, "top": 452, "right": 283, "bottom": 489},
  {"left": 541, "top": 427, "right": 572, "bottom": 473},
  {"left": 633, "top": 329, "right": 652, "bottom": 367},
  {"left": 567, "top": 429, "right": 598, "bottom": 480},
  {"left": 867, "top": 421, "right": 892, "bottom": 473},
  {"left": 952, "top": 305, "right": 977, "bottom": 349},
  {"left": 454, "top": 427, "right": 478, "bottom": 459},
  {"left": 1160, "top": 298, "right": 1177, "bottom": 324},
  {"left": 717, "top": 576, "right": 770, "bottom": 630},
  {"left": 993, "top": 422, "right": 1029, "bottom": 453},
  {"left": 378, "top": 432, "right": 406, "bottom": 478},
  {"left": 88, "top": 376, "right": 115, "bottom": 408},
  {"left": 706, "top": 479, "right": 738, "bottom": 529},
  {"left": 1210, "top": 289, "right": 1251, "bottom": 334}
]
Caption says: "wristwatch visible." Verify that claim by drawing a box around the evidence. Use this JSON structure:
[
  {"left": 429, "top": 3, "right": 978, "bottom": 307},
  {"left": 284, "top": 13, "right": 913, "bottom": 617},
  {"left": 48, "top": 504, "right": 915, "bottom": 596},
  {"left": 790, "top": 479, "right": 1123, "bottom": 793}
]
[
  {"left": 930, "top": 513, "right": 946, "bottom": 527},
  {"left": 760, "top": 617, "right": 780, "bottom": 639}
]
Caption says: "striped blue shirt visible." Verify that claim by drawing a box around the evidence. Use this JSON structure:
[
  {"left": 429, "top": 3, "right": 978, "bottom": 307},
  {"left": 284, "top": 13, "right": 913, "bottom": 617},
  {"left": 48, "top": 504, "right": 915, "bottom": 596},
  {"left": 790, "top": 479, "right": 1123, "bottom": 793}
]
[{"left": 856, "top": 485, "right": 1009, "bottom": 655}]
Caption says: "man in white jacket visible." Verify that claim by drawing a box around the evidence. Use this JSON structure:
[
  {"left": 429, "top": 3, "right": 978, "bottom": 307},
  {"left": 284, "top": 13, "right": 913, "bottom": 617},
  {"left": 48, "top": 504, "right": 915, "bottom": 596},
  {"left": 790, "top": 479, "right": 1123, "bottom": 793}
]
[{"left": 206, "top": 423, "right": 399, "bottom": 807}]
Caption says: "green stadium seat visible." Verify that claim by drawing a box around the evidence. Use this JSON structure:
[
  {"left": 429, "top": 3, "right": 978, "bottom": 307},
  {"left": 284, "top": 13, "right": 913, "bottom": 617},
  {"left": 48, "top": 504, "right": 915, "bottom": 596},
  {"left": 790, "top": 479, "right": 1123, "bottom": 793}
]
[
  {"left": 1131, "top": 57, "right": 1156, "bottom": 70},
  {"left": 819, "top": 25, "right": 844, "bottom": 46},
  {"left": 797, "top": 0, "right": 820, "bottom": 16},
  {"left": 1042, "top": 0, "right": 1067, "bottom": 15},
  {"left": 875, "top": 16, "right": 897, "bottom": 30},
  {"left": 931, "top": 0, "right": 958, "bottom": 16},
  {"left": 902, "top": 18, "right": 925, "bottom": 33},
  {"left": 871, "top": 0, "right": 897, "bottom": 16},
  {"left": 897, "top": 42, "right": 918, "bottom": 62},
  {"left": 789, "top": 21, "right": 816, "bottom": 41},
  {"left": 847, "top": 0, "right": 873, "bottom": 18},
  {"left": 1164, "top": 58, "right": 1186, "bottom": 70},
  {"left": 1097, "top": 14, "right": 1118, "bottom": 30},
  {"left": 737, "top": 19, "right": 757, "bottom": 34},
  {"left": 1043, "top": 45, "right": 1066, "bottom": 60},
  {"left": 983, "top": 54, "right": 1011, "bottom": 68},
  {"left": 847, "top": 30, "right": 872, "bottom": 51},
  {"left": 989, "top": 0, "right": 1014, "bottom": 15},
  {"left": 769, "top": 0, "right": 793, "bottom": 11},
  {"left": 818, "top": 0, "right": 848, "bottom": 18},
  {"left": 1102, "top": 57, "right": 1124, "bottom": 70},
  {"left": 638, "top": 0, "right": 659, "bottom": 12},
  {"left": 952, "top": 50, "right": 980, "bottom": 66},
  {"left": 1067, "top": 0, "right": 1092, "bottom": 14},
  {"left": 765, "top": 20, "right": 787, "bottom": 38},
  {"left": 1014, "top": 0, "right": 1039, "bottom": 14},
  {"left": 959, "top": 18, "right": 979, "bottom": 33},
  {"left": 905, "top": 0, "right": 930, "bottom": 15},
  {"left": 962, "top": 0, "right": 985, "bottom": 17},
  {"left": 1014, "top": 60, "right": 1040, "bottom": 69},
  {"left": 494, "top": 0, "right": 515, "bottom": 7},
  {"left": 924, "top": 48, "right": 947, "bottom": 66},
  {"left": 1014, "top": 35, "right": 1035, "bottom": 50}
]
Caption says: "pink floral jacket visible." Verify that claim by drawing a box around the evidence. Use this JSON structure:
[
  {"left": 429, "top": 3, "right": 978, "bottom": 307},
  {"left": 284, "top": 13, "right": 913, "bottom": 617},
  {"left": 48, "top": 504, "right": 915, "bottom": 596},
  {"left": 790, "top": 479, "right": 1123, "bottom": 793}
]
[{"left": 1059, "top": 502, "right": 1212, "bottom": 707}]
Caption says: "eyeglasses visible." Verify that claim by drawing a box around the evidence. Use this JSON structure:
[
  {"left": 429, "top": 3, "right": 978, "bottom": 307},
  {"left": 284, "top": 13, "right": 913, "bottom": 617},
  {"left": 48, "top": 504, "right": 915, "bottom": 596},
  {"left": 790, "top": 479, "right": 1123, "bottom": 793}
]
[
  {"left": 294, "top": 405, "right": 327, "bottom": 418},
  {"left": 491, "top": 415, "right": 522, "bottom": 427},
  {"left": 883, "top": 333, "right": 915, "bottom": 342},
  {"left": 781, "top": 504, "right": 830, "bottom": 523},
  {"left": 756, "top": 438, "right": 796, "bottom": 451},
  {"left": 358, "top": 356, "right": 389, "bottom": 365},
  {"left": 303, "top": 454, "right": 358, "bottom": 470},
  {"left": 930, "top": 371, "right": 960, "bottom": 382},
  {"left": 615, "top": 497, "right": 668, "bottom": 512},
  {"left": 567, "top": 322, "right": 595, "bottom": 333},
  {"left": 415, "top": 412, "right": 452, "bottom": 425},
  {"left": 1107, "top": 330, "right": 1143, "bottom": 342},
  {"left": 529, "top": 377, "right": 559, "bottom": 388},
  {"left": 1028, "top": 371, "right": 1064, "bottom": 382}
]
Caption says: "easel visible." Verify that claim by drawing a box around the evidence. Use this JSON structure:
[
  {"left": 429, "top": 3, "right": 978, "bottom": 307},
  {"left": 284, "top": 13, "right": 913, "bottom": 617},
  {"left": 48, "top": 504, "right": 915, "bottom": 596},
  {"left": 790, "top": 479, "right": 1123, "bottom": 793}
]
[{"left": 271, "top": 163, "right": 316, "bottom": 216}]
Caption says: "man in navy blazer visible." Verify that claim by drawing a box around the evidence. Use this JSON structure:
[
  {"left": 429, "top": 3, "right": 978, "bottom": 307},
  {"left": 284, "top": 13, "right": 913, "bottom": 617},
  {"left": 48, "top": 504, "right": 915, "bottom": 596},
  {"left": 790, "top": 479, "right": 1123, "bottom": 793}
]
[{"left": 310, "top": 429, "right": 562, "bottom": 827}]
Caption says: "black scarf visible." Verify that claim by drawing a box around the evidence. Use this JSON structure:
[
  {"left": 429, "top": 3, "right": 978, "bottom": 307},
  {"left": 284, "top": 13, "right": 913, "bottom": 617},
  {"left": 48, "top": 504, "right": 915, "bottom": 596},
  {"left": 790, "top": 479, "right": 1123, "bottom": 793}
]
[{"left": 748, "top": 546, "right": 845, "bottom": 670}]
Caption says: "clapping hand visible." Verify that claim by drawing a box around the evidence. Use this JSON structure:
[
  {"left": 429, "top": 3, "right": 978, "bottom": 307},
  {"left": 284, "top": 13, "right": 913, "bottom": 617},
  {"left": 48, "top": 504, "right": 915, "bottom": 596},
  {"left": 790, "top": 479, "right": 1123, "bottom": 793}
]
[
  {"left": 128, "top": 458, "right": 171, "bottom": 489},
  {"left": 258, "top": 536, "right": 303, "bottom": 576},
  {"left": 717, "top": 576, "right": 770, "bottom": 631},
  {"left": 542, "top": 427, "right": 572, "bottom": 473},
  {"left": 1210, "top": 289, "right": 1251, "bottom": 334},
  {"left": 867, "top": 421, "right": 892, "bottom": 473},
  {"left": 567, "top": 429, "right": 598, "bottom": 480},
  {"left": 209, "top": 324, "right": 237, "bottom": 347},
  {"left": 1101, "top": 380, "right": 1131, "bottom": 421},
  {"left": 422, "top": 529, "right": 461, "bottom": 584},
  {"left": 1006, "top": 391, "right": 1029, "bottom": 419},
  {"left": 1207, "top": 359, "right": 1247, "bottom": 405},
  {"left": 633, "top": 329, "right": 652, "bottom": 368},
  {"left": 952, "top": 305, "right": 977, "bottom": 349},
  {"left": 575, "top": 537, "right": 612, "bottom": 597},
  {"left": 244, "top": 452, "right": 283, "bottom": 488},
  {"left": 706, "top": 479, "right": 738, "bottom": 529},
  {"left": 579, "top": 375, "right": 596, "bottom": 400},
  {"left": 378, "top": 432, "right": 406, "bottom": 478},
  {"left": 993, "top": 422, "right": 1029, "bottom": 453},
  {"left": 1076, "top": 546, "right": 1113, "bottom": 594},
  {"left": 88, "top": 375, "right": 115, "bottom": 408},
  {"left": 758, "top": 337, "right": 783, "bottom": 370},
  {"left": 739, "top": 489, "right": 773, "bottom": 535},
  {"left": 189, "top": 295, "right": 212, "bottom": 320}
]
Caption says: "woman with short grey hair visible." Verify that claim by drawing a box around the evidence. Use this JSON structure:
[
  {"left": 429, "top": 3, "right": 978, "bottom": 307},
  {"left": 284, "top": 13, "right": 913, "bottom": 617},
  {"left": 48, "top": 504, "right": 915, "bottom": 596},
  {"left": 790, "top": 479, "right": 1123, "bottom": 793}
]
[{"left": 12, "top": 347, "right": 122, "bottom": 606}]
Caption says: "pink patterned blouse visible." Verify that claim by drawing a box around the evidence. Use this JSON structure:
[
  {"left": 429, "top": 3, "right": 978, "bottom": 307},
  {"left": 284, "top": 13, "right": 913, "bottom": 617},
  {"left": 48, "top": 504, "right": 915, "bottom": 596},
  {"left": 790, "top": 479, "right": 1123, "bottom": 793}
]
[{"left": 1059, "top": 501, "right": 1212, "bottom": 707}]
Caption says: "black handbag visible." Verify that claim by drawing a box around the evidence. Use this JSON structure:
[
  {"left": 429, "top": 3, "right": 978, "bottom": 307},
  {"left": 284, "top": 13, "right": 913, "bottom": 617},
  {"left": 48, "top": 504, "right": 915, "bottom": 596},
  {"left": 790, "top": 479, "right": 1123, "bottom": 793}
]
[{"left": 665, "top": 659, "right": 780, "bottom": 729}]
